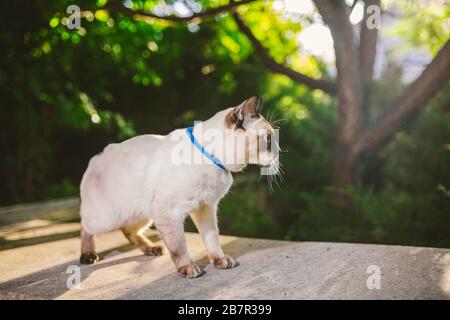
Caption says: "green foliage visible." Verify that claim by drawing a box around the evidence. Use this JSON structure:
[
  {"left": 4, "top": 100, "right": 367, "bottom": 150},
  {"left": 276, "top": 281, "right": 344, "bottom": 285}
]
[
  {"left": 282, "top": 99, "right": 450, "bottom": 247},
  {"left": 219, "top": 174, "right": 283, "bottom": 239},
  {"left": 386, "top": 0, "right": 450, "bottom": 55},
  {"left": 287, "top": 183, "right": 450, "bottom": 247},
  {"left": 0, "top": 0, "right": 449, "bottom": 248}
]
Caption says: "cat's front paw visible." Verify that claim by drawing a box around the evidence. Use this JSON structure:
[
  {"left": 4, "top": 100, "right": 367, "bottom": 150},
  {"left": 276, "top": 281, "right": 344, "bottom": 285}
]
[
  {"left": 211, "top": 255, "right": 237, "bottom": 269},
  {"left": 177, "top": 263, "right": 203, "bottom": 278},
  {"left": 79, "top": 252, "right": 100, "bottom": 265}
]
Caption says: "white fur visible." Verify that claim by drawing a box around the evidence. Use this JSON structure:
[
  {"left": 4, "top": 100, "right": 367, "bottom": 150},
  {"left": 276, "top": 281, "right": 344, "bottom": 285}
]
[
  {"left": 79, "top": 101, "right": 275, "bottom": 275},
  {"left": 80, "top": 109, "right": 235, "bottom": 236}
]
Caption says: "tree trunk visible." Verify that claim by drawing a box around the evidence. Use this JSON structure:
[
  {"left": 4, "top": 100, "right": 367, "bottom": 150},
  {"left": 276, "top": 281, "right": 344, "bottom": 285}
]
[
  {"left": 353, "top": 40, "right": 450, "bottom": 157},
  {"left": 314, "top": 1, "right": 363, "bottom": 198},
  {"left": 333, "top": 145, "right": 358, "bottom": 188},
  {"left": 232, "top": 1, "right": 450, "bottom": 204},
  {"left": 334, "top": 40, "right": 450, "bottom": 199}
]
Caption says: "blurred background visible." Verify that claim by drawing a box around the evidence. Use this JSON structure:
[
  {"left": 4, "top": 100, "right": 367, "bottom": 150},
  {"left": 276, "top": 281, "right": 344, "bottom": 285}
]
[{"left": 0, "top": 0, "right": 449, "bottom": 247}]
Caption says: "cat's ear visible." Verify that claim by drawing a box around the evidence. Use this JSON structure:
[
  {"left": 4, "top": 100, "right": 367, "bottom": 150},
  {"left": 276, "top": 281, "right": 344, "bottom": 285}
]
[
  {"left": 241, "top": 95, "right": 263, "bottom": 116},
  {"left": 226, "top": 96, "right": 263, "bottom": 129}
]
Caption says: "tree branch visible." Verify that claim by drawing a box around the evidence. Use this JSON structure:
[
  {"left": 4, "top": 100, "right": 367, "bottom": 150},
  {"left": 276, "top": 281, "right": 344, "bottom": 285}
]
[
  {"left": 232, "top": 12, "right": 337, "bottom": 95},
  {"left": 100, "top": 1, "right": 336, "bottom": 94},
  {"left": 104, "top": 0, "right": 256, "bottom": 23},
  {"left": 353, "top": 40, "right": 450, "bottom": 155},
  {"left": 314, "top": 0, "right": 363, "bottom": 143},
  {"left": 359, "top": 0, "right": 380, "bottom": 82}
]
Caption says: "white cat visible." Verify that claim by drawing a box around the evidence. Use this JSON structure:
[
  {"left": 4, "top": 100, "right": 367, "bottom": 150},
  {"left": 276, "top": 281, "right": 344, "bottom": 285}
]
[{"left": 79, "top": 96, "right": 278, "bottom": 278}]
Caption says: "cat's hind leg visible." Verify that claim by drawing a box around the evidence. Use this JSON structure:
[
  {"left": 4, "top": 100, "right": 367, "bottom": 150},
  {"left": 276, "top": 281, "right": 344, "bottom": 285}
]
[
  {"left": 121, "top": 221, "right": 164, "bottom": 256},
  {"left": 79, "top": 227, "right": 100, "bottom": 264}
]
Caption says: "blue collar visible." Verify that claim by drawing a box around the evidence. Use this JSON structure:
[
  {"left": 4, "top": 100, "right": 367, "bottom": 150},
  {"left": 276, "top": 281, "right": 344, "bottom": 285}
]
[{"left": 186, "top": 127, "right": 226, "bottom": 170}]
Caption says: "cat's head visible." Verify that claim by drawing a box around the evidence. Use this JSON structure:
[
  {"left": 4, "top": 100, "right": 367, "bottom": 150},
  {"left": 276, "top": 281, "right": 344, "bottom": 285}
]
[{"left": 222, "top": 96, "right": 279, "bottom": 172}]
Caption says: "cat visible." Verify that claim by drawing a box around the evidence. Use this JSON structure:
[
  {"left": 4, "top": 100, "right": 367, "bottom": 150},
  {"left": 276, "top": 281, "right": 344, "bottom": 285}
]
[{"left": 79, "top": 96, "right": 278, "bottom": 278}]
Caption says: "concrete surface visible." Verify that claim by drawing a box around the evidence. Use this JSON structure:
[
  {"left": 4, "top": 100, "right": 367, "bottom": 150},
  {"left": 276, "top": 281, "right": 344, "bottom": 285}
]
[{"left": 0, "top": 198, "right": 449, "bottom": 300}]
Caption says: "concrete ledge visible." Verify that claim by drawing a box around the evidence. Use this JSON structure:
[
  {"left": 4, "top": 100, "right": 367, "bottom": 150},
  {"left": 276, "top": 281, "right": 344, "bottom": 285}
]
[
  {"left": 0, "top": 197, "right": 80, "bottom": 226},
  {"left": 0, "top": 199, "right": 449, "bottom": 300}
]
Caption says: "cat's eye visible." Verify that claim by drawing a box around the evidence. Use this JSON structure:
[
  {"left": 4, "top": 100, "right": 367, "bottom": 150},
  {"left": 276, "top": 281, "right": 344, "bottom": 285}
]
[{"left": 258, "top": 132, "right": 272, "bottom": 152}]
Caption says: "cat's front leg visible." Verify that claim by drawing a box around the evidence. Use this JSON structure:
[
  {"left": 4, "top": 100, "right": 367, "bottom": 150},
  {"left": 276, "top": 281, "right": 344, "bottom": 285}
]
[
  {"left": 155, "top": 217, "right": 202, "bottom": 278},
  {"left": 190, "top": 204, "right": 237, "bottom": 270}
]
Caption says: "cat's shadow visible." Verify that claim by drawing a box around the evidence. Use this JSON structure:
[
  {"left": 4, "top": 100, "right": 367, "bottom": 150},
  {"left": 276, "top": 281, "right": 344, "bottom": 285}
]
[
  {"left": 0, "top": 234, "right": 285, "bottom": 300},
  {"left": 118, "top": 237, "right": 288, "bottom": 299},
  {"left": 0, "top": 235, "right": 158, "bottom": 299},
  {"left": 78, "top": 233, "right": 164, "bottom": 280}
]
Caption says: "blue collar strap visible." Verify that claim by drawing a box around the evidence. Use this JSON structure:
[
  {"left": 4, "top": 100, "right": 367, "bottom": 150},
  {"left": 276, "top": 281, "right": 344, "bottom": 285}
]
[{"left": 186, "top": 127, "right": 226, "bottom": 170}]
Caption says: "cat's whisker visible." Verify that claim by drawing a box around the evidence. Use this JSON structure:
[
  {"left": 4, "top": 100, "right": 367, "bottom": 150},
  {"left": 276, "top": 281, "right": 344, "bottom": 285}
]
[
  {"left": 277, "top": 166, "right": 285, "bottom": 183},
  {"left": 270, "top": 118, "right": 284, "bottom": 127},
  {"left": 263, "top": 157, "right": 284, "bottom": 193},
  {"left": 266, "top": 109, "right": 277, "bottom": 123},
  {"left": 269, "top": 115, "right": 284, "bottom": 127},
  {"left": 266, "top": 174, "right": 272, "bottom": 193},
  {"left": 276, "top": 159, "right": 284, "bottom": 183}
]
